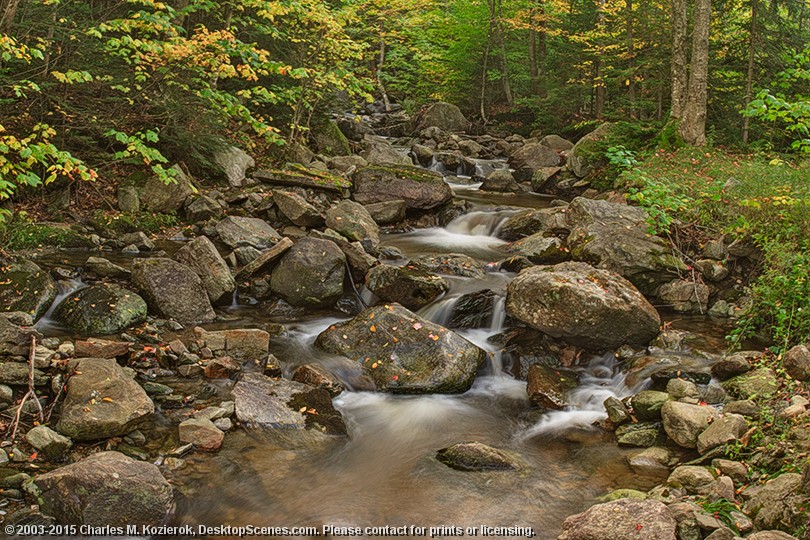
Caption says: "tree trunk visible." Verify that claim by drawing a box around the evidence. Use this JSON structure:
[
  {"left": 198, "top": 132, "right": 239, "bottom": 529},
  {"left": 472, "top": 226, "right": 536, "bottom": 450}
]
[
  {"left": 594, "top": 0, "right": 606, "bottom": 118},
  {"left": 0, "top": 0, "right": 21, "bottom": 33},
  {"left": 679, "top": 0, "right": 712, "bottom": 146},
  {"left": 488, "top": 0, "right": 513, "bottom": 105},
  {"left": 742, "top": 0, "right": 757, "bottom": 144},
  {"left": 377, "top": 20, "right": 391, "bottom": 113},
  {"left": 670, "top": 0, "right": 689, "bottom": 120},
  {"left": 626, "top": 0, "right": 636, "bottom": 118},
  {"left": 529, "top": 0, "right": 546, "bottom": 96}
]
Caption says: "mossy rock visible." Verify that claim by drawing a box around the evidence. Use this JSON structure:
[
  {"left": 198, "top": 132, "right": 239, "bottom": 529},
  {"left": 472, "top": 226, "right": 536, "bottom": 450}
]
[
  {"left": 54, "top": 284, "right": 147, "bottom": 335},
  {"left": 254, "top": 165, "right": 352, "bottom": 192},
  {"left": 352, "top": 164, "right": 452, "bottom": 210},
  {"left": 721, "top": 367, "right": 779, "bottom": 400},
  {"left": 0, "top": 259, "right": 57, "bottom": 321},
  {"left": 312, "top": 119, "right": 351, "bottom": 157}
]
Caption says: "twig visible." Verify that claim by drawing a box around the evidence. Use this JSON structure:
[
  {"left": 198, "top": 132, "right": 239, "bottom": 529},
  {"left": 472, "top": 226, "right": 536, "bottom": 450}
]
[{"left": 9, "top": 335, "right": 44, "bottom": 440}]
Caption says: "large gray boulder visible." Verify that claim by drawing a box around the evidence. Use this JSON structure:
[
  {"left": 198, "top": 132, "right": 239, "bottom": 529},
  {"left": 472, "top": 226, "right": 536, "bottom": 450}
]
[
  {"left": 660, "top": 401, "right": 716, "bottom": 449},
  {"left": 360, "top": 140, "right": 413, "bottom": 166},
  {"left": 131, "top": 258, "right": 216, "bottom": 324},
  {"left": 273, "top": 190, "right": 324, "bottom": 228},
  {"left": 270, "top": 237, "right": 345, "bottom": 308},
  {"left": 213, "top": 146, "right": 254, "bottom": 188},
  {"left": 565, "top": 197, "right": 685, "bottom": 295},
  {"left": 56, "top": 358, "right": 154, "bottom": 441},
  {"left": 365, "top": 264, "right": 448, "bottom": 310},
  {"left": 214, "top": 216, "right": 282, "bottom": 250},
  {"left": 28, "top": 451, "right": 173, "bottom": 526},
  {"left": 416, "top": 102, "right": 469, "bottom": 133},
  {"left": 54, "top": 284, "right": 147, "bottom": 335},
  {"left": 506, "top": 262, "right": 661, "bottom": 350},
  {"left": 508, "top": 143, "right": 563, "bottom": 182},
  {"left": 696, "top": 413, "right": 747, "bottom": 454},
  {"left": 173, "top": 236, "right": 235, "bottom": 304},
  {"left": 558, "top": 498, "right": 677, "bottom": 540},
  {"left": 0, "top": 259, "right": 57, "bottom": 321},
  {"left": 352, "top": 165, "right": 452, "bottom": 210},
  {"left": 124, "top": 164, "right": 196, "bottom": 213},
  {"left": 497, "top": 206, "right": 570, "bottom": 241},
  {"left": 313, "top": 119, "right": 351, "bottom": 156},
  {"left": 783, "top": 345, "right": 810, "bottom": 381},
  {"left": 325, "top": 200, "right": 380, "bottom": 248},
  {"left": 315, "top": 304, "right": 485, "bottom": 394},
  {"left": 567, "top": 123, "right": 613, "bottom": 178}
]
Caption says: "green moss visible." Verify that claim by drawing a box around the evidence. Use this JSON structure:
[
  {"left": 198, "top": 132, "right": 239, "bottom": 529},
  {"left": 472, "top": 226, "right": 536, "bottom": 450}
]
[
  {"left": 257, "top": 165, "right": 352, "bottom": 190},
  {"left": 90, "top": 210, "right": 178, "bottom": 235},
  {"left": 3, "top": 221, "right": 93, "bottom": 250},
  {"left": 363, "top": 163, "right": 441, "bottom": 183}
]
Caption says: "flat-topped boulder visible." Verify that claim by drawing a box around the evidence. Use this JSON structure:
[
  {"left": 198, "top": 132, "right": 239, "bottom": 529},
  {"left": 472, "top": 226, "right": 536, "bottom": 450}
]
[
  {"left": 365, "top": 264, "right": 448, "bottom": 310},
  {"left": 352, "top": 165, "right": 452, "bottom": 210},
  {"left": 253, "top": 166, "right": 351, "bottom": 192},
  {"left": 131, "top": 258, "right": 215, "bottom": 324},
  {"left": 214, "top": 216, "right": 282, "bottom": 250}
]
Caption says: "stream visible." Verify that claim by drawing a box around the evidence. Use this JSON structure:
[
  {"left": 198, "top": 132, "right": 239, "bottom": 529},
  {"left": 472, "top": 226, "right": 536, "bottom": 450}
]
[{"left": 30, "top": 157, "right": 730, "bottom": 539}]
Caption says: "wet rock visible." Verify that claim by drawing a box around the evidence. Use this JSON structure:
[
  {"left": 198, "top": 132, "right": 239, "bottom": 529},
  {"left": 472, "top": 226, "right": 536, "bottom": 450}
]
[
  {"left": 325, "top": 200, "right": 380, "bottom": 248},
  {"left": 446, "top": 289, "right": 497, "bottom": 329},
  {"left": 364, "top": 200, "right": 407, "bottom": 225},
  {"left": 0, "top": 259, "right": 57, "bottom": 321},
  {"left": 497, "top": 206, "right": 569, "bottom": 241},
  {"left": 565, "top": 197, "right": 685, "bottom": 295},
  {"left": 178, "top": 418, "right": 224, "bottom": 451},
  {"left": 84, "top": 257, "right": 130, "bottom": 279},
  {"left": 527, "top": 364, "right": 579, "bottom": 410},
  {"left": 173, "top": 236, "right": 235, "bottom": 304},
  {"left": 481, "top": 169, "right": 522, "bottom": 192},
  {"left": 557, "top": 498, "right": 677, "bottom": 540},
  {"left": 25, "top": 425, "right": 72, "bottom": 461},
  {"left": 0, "top": 316, "right": 42, "bottom": 356},
  {"left": 504, "top": 234, "right": 568, "bottom": 264},
  {"left": 436, "top": 442, "right": 521, "bottom": 471},
  {"left": 783, "top": 344, "right": 810, "bottom": 381},
  {"left": 131, "top": 258, "right": 215, "bottom": 324},
  {"left": 649, "top": 369, "right": 711, "bottom": 389},
  {"left": 233, "top": 373, "right": 346, "bottom": 435},
  {"left": 203, "top": 356, "right": 241, "bottom": 379},
  {"left": 365, "top": 264, "right": 448, "bottom": 310},
  {"left": 604, "top": 396, "right": 630, "bottom": 425},
  {"left": 667, "top": 466, "right": 715, "bottom": 494},
  {"left": 270, "top": 237, "right": 345, "bottom": 308},
  {"left": 508, "top": 143, "right": 562, "bottom": 182},
  {"left": 627, "top": 446, "right": 675, "bottom": 476},
  {"left": 744, "top": 473, "right": 807, "bottom": 532},
  {"left": 185, "top": 194, "right": 223, "bottom": 222},
  {"left": 193, "top": 327, "right": 270, "bottom": 360},
  {"left": 123, "top": 164, "right": 195, "bottom": 212},
  {"left": 721, "top": 367, "right": 778, "bottom": 400},
  {"left": 56, "top": 358, "right": 154, "bottom": 441},
  {"left": 215, "top": 216, "right": 282, "bottom": 250},
  {"left": 506, "top": 262, "right": 661, "bottom": 350},
  {"left": 235, "top": 237, "right": 294, "bottom": 280},
  {"left": 54, "top": 284, "right": 147, "bottom": 335},
  {"left": 416, "top": 102, "right": 469, "bottom": 133},
  {"left": 567, "top": 123, "right": 613, "bottom": 178},
  {"left": 352, "top": 165, "right": 452, "bottom": 210},
  {"left": 632, "top": 391, "right": 672, "bottom": 421},
  {"left": 661, "top": 401, "right": 716, "bottom": 449},
  {"left": 292, "top": 364, "right": 344, "bottom": 397},
  {"left": 696, "top": 413, "right": 747, "bottom": 454},
  {"left": 74, "top": 338, "right": 130, "bottom": 359},
  {"left": 616, "top": 422, "right": 665, "bottom": 447},
  {"left": 273, "top": 190, "right": 324, "bottom": 228},
  {"left": 409, "top": 254, "right": 486, "bottom": 279},
  {"left": 658, "top": 280, "right": 710, "bottom": 314},
  {"left": 28, "top": 451, "right": 173, "bottom": 526},
  {"left": 315, "top": 304, "right": 486, "bottom": 394},
  {"left": 361, "top": 139, "right": 412, "bottom": 166}
]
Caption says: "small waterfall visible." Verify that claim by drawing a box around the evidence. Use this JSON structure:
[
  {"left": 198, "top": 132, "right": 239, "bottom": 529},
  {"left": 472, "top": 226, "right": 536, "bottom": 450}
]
[
  {"left": 427, "top": 156, "right": 446, "bottom": 174},
  {"left": 445, "top": 210, "right": 517, "bottom": 237},
  {"left": 418, "top": 296, "right": 458, "bottom": 327},
  {"left": 35, "top": 277, "right": 85, "bottom": 334}
]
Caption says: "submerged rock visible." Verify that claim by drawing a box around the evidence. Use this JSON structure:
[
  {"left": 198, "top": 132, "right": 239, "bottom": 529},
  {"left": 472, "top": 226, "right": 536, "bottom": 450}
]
[
  {"left": 54, "top": 284, "right": 147, "bottom": 335},
  {"left": 506, "top": 262, "right": 661, "bottom": 350},
  {"left": 131, "top": 258, "right": 216, "bottom": 324},
  {"left": 315, "top": 304, "right": 486, "bottom": 394},
  {"left": 436, "top": 442, "right": 521, "bottom": 471},
  {"left": 0, "top": 259, "right": 57, "bottom": 321},
  {"left": 557, "top": 498, "right": 677, "bottom": 540},
  {"left": 28, "top": 451, "right": 173, "bottom": 526}
]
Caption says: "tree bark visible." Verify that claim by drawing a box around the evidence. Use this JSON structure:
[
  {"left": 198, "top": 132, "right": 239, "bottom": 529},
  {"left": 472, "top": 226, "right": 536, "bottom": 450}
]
[
  {"left": 377, "top": 20, "right": 390, "bottom": 112},
  {"left": 529, "top": 0, "right": 546, "bottom": 96},
  {"left": 0, "top": 0, "right": 21, "bottom": 33},
  {"left": 594, "top": 0, "right": 606, "bottom": 118},
  {"left": 742, "top": 0, "right": 757, "bottom": 144},
  {"left": 488, "top": 0, "right": 513, "bottom": 105},
  {"left": 626, "top": 0, "right": 636, "bottom": 118},
  {"left": 679, "top": 0, "right": 712, "bottom": 146},
  {"left": 670, "top": 0, "right": 689, "bottom": 120}
]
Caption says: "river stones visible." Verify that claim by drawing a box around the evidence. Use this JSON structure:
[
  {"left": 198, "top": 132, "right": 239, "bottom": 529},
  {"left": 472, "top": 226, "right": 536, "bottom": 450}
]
[
  {"left": 270, "top": 237, "right": 346, "bottom": 308},
  {"left": 214, "top": 215, "right": 282, "bottom": 250},
  {"left": 696, "top": 413, "right": 747, "bottom": 454},
  {"left": 232, "top": 373, "right": 346, "bottom": 435},
  {"left": 132, "top": 258, "right": 215, "bottom": 324},
  {"left": 28, "top": 451, "right": 173, "bottom": 526},
  {"left": 503, "top": 233, "right": 568, "bottom": 264},
  {"left": 173, "top": 236, "right": 235, "bottom": 304},
  {"left": 0, "top": 259, "right": 57, "bottom": 321},
  {"left": 744, "top": 473, "right": 807, "bottom": 532},
  {"left": 178, "top": 418, "right": 225, "bottom": 451},
  {"left": 409, "top": 254, "right": 486, "bottom": 279},
  {"left": 25, "top": 426, "right": 72, "bottom": 462},
  {"left": 325, "top": 199, "right": 380, "bottom": 248},
  {"left": 480, "top": 169, "right": 522, "bottom": 192},
  {"left": 497, "top": 206, "right": 569, "bottom": 241},
  {"left": 315, "top": 304, "right": 486, "bottom": 394},
  {"left": 558, "top": 498, "right": 677, "bottom": 540},
  {"left": 84, "top": 257, "right": 130, "bottom": 279},
  {"left": 352, "top": 164, "right": 453, "bottom": 210},
  {"left": 506, "top": 262, "right": 661, "bottom": 350},
  {"left": 56, "top": 358, "right": 154, "bottom": 441},
  {"left": 527, "top": 364, "right": 579, "bottom": 410},
  {"left": 364, "top": 264, "right": 448, "bottom": 310},
  {"left": 436, "top": 442, "right": 521, "bottom": 471},
  {"left": 660, "top": 401, "right": 715, "bottom": 449},
  {"left": 54, "top": 284, "right": 147, "bottom": 335},
  {"left": 721, "top": 367, "right": 779, "bottom": 400},
  {"left": 508, "top": 143, "right": 563, "bottom": 182}
]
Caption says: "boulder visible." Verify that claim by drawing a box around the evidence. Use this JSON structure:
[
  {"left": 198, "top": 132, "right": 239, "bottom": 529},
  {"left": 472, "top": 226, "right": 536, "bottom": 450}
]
[
  {"left": 710, "top": 352, "right": 752, "bottom": 381},
  {"left": 292, "top": 364, "right": 345, "bottom": 397},
  {"left": 74, "top": 338, "right": 130, "bottom": 359},
  {"left": 632, "top": 390, "right": 672, "bottom": 421},
  {"left": 416, "top": 102, "right": 469, "bottom": 133},
  {"left": 364, "top": 200, "right": 407, "bottom": 225},
  {"left": 352, "top": 165, "right": 452, "bottom": 210},
  {"left": 121, "top": 231, "right": 154, "bottom": 251},
  {"left": 315, "top": 304, "right": 486, "bottom": 394},
  {"left": 253, "top": 167, "right": 352, "bottom": 192},
  {"left": 124, "top": 164, "right": 196, "bottom": 213},
  {"left": 508, "top": 143, "right": 563, "bottom": 182},
  {"left": 0, "top": 259, "right": 57, "bottom": 321},
  {"left": 558, "top": 498, "right": 677, "bottom": 540},
  {"left": 214, "top": 216, "right": 282, "bottom": 250},
  {"left": 325, "top": 200, "right": 380, "bottom": 247},
  {"left": 445, "top": 289, "right": 497, "bottom": 329},
  {"left": 658, "top": 280, "right": 710, "bottom": 313},
  {"left": 667, "top": 466, "right": 715, "bottom": 494},
  {"left": 360, "top": 140, "right": 412, "bottom": 166},
  {"left": 131, "top": 258, "right": 215, "bottom": 324},
  {"left": 270, "top": 237, "right": 346, "bottom": 308},
  {"left": 661, "top": 401, "right": 715, "bottom": 449},
  {"left": 696, "top": 413, "right": 747, "bottom": 454},
  {"left": 527, "top": 364, "right": 579, "bottom": 409},
  {"left": 213, "top": 146, "right": 254, "bottom": 187},
  {"left": 506, "top": 262, "right": 661, "bottom": 350},
  {"left": 0, "top": 361, "right": 48, "bottom": 386},
  {"left": 436, "top": 442, "right": 521, "bottom": 471},
  {"left": 313, "top": 119, "right": 351, "bottom": 156},
  {"left": 232, "top": 373, "right": 346, "bottom": 435},
  {"left": 193, "top": 327, "right": 270, "bottom": 360},
  {"left": 565, "top": 197, "right": 685, "bottom": 295},
  {"left": 54, "top": 284, "right": 147, "bottom": 335},
  {"left": 173, "top": 236, "right": 235, "bottom": 304},
  {"left": 25, "top": 426, "right": 72, "bottom": 461},
  {"left": 28, "top": 451, "right": 173, "bottom": 526},
  {"left": 616, "top": 422, "right": 665, "bottom": 447},
  {"left": 721, "top": 367, "right": 779, "bottom": 400},
  {"left": 365, "top": 265, "right": 448, "bottom": 310},
  {"left": 567, "top": 123, "right": 613, "bottom": 178},
  {"left": 409, "top": 254, "right": 486, "bottom": 279},
  {"left": 0, "top": 316, "right": 42, "bottom": 356},
  {"left": 57, "top": 358, "right": 154, "bottom": 441},
  {"left": 185, "top": 194, "right": 223, "bottom": 222},
  {"left": 272, "top": 190, "right": 324, "bottom": 228},
  {"left": 783, "top": 345, "right": 810, "bottom": 381},
  {"left": 744, "top": 473, "right": 807, "bottom": 533},
  {"left": 235, "top": 237, "right": 294, "bottom": 280},
  {"left": 84, "top": 257, "right": 130, "bottom": 279},
  {"left": 604, "top": 396, "right": 630, "bottom": 425},
  {"left": 540, "top": 134, "right": 574, "bottom": 152},
  {"left": 503, "top": 234, "right": 568, "bottom": 264},
  {"left": 497, "top": 206, "right": 570, "bottom": 241},
  {"left": 481, "top": 169, "right": 522, "bottom": 192}
]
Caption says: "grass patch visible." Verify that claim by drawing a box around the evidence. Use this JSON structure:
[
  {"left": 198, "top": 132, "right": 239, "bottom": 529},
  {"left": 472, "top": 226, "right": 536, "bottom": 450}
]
[{"left": 619, "top": 148, "right": 810, "bottom": 350}]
